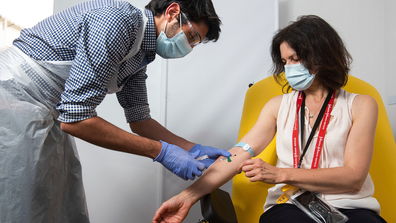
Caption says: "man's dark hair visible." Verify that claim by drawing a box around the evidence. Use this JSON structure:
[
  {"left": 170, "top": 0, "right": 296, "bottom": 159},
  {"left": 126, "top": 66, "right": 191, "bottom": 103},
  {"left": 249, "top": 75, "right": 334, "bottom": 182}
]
[
  {"left": 271, "top": 15, "right": 352, "bottom": 92},
  {"left": 145, "top": 0, "right": 221, "bottom": 42}
]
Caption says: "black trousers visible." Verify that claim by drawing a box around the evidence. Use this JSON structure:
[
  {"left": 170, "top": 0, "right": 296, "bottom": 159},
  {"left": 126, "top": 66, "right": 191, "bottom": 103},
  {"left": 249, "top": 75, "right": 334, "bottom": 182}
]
[{"left": 259, "top": 204, "right": 387, "bottom": 223}]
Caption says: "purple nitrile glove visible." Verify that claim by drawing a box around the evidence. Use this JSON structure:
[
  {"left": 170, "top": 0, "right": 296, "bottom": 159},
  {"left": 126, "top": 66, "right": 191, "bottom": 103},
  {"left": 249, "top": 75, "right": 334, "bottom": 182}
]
[{"left": 154, "top": 141, "right": 205, "bottom": 180}]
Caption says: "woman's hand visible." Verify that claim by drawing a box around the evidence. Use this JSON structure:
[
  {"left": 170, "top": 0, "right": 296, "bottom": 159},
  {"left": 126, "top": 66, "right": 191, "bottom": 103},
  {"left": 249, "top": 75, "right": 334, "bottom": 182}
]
[
  {"left": 152, "top": 194, "right": 194, "bottom": 223},
  {"left": 239, "top": 158, "right": 284, "bottom": 184}
]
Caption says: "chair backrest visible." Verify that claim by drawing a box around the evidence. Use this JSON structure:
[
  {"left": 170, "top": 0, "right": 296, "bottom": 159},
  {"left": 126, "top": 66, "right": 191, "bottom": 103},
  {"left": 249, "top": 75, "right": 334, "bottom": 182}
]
[{"left": 231, "top": 75, "right": 396, "bottom": 222}]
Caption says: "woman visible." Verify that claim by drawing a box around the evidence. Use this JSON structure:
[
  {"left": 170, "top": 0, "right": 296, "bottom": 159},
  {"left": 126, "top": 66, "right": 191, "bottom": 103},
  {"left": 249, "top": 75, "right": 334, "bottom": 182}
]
[{"left": 152, "top": 15, "right": 386, "bottom": 223}]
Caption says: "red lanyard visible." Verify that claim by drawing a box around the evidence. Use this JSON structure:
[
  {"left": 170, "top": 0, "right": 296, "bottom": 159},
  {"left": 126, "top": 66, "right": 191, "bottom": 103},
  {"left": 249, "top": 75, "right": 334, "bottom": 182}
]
[{"left": 292, "top": 91, "right": 335, "bottom": 169}]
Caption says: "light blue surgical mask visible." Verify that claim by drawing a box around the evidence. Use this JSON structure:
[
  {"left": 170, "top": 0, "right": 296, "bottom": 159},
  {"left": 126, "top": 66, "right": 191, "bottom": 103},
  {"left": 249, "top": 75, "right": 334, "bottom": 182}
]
[
  {"left": 284, "top": 63, "right": 316, "bottom": 90},
  {"left": 156, "top": 14, "right": 192, "bottom": 59}
]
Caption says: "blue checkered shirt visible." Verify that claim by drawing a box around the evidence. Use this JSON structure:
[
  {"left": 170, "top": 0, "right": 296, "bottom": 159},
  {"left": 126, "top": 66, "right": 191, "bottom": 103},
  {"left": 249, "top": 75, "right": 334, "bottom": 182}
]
[{"left": 13, "top": 0, "right": 157, "bottom": 123}]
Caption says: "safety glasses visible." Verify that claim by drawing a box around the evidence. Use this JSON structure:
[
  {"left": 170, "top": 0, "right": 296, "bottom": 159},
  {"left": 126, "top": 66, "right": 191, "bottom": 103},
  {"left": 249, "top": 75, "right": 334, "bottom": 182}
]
[{"left": 180, "top": 12, "right": 201, "bottom": 47}]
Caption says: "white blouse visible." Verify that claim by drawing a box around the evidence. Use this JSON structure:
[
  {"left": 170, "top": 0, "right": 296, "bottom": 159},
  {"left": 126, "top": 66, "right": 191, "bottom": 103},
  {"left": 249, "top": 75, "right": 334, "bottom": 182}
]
[{"left": 264, "top": 89, "right": 380, "bottom": 214}]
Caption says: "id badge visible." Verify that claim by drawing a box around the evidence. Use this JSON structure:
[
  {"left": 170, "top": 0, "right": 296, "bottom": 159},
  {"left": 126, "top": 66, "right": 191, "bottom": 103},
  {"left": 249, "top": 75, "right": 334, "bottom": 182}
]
[{"left": 285, "top": 190, "right": 349, "bottom": 223}]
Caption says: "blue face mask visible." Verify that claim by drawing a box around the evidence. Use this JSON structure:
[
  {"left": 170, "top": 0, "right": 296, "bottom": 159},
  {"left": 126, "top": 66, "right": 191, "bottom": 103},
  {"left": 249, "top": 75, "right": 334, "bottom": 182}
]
[
  {"left": 284, "top": 63, "right": 316, "bottom": 90},
  {"left": 156, "top": 15, "right": 192, "bottom": 59}
]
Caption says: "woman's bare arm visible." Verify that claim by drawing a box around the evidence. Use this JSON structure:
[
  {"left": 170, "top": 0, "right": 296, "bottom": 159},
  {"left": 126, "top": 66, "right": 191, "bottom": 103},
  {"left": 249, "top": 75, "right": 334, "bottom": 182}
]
[{"left": 240, "top": 94, "right": 378, "bottom": 194}]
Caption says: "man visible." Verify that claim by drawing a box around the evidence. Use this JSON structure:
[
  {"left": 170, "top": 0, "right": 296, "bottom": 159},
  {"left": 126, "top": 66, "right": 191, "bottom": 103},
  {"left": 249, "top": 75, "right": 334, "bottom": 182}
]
[{"left": 0, "top": 0, "right": 230, "bottom": 222}]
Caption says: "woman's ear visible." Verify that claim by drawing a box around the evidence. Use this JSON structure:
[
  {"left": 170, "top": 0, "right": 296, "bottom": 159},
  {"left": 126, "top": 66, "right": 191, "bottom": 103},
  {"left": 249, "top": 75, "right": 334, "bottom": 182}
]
[{"left": 164, "top": 3, "right": 181, "bottom": 23}]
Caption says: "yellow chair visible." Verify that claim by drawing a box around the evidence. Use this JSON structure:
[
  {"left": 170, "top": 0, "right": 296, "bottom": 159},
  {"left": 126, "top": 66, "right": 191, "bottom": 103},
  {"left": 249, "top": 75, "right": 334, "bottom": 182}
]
[{"left": 231, "top": 75, "right": 396, "bottom": 222}]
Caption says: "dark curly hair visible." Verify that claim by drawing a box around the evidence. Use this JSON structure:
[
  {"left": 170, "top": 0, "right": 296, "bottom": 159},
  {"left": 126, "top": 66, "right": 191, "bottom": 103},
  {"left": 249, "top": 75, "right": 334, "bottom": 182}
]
[
  {"left": 145, "top": 0, "right": 221, "bottom": 43},
  {"left": 271, "top": 15, "right": 352, "bottom": 92}
]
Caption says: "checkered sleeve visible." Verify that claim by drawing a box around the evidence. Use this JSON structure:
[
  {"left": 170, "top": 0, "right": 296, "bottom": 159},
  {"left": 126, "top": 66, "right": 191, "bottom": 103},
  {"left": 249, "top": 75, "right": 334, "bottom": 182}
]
[
  {"left": 116, "top": 67, "right": 151, "bottom": 123},
  {"left": 56, "top": 6, "right": 142, "bottom": 123}
]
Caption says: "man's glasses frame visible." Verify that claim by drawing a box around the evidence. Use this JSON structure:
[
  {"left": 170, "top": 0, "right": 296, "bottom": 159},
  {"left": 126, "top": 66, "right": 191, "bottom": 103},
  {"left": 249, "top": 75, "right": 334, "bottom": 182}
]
[{"left": 180, "top": 12, "right": 201, "bottom": 47}]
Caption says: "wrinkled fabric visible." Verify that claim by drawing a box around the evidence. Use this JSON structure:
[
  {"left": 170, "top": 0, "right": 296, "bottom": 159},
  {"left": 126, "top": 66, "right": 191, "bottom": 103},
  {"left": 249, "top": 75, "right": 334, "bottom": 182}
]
[{"left": 0, "top": 46, "right": 89, "bottom": 223}]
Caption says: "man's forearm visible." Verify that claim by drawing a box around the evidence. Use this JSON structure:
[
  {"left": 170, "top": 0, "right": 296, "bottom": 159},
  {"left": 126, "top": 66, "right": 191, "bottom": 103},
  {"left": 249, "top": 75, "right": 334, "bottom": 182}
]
[{"left": 60, "top": 116, "right": 161, "bottom": 159}]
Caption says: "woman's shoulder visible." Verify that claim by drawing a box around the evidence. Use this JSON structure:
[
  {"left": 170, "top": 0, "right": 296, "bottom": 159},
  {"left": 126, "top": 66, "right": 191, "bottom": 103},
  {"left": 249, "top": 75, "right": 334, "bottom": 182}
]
[
  {"left": 352, "top": 94, "right": 378, "bottom": 109},
  {"left": 269, "top": 94, "right": 284, "bottom": 103},
  {"left": 265, "top": 95, "right": 283, "bottom": 114},
  {"left": 275, "top": 90, "right": 298, "bottom": 102},
  {"left": 265, "top": 91, "right": 298, "bottom": 118},
  {"left": 267, "top": 92, "right": 295, "bottom": 108},
  {"left": 337, "top": 89, "right": 377, "bottom": 114},
  {"left": 350, "top": 93, "right": 378, "bottom": 121},
  {"left": 340, "top": 89, "right": 377, "bottom": 107}
]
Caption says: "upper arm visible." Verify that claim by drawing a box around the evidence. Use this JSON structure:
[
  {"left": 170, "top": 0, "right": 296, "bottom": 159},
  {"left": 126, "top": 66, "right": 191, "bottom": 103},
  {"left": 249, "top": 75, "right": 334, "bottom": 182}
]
[
  {"left": 117, "top": 68, "right": 151, "bottom": 123},
  {"left": 58, "top": 9, "right": 140, "bottom": 122},
  {"left": 343, "top": 95, "right": 378, "bottom": 180},
  {"left": 239, "top": 95, "right": 282, "bottom": 156}
]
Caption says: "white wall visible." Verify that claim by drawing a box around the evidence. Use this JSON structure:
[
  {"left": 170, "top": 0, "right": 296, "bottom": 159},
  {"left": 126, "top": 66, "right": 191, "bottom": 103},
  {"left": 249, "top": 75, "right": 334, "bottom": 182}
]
[
  {"left": 54, "top": 0, "right": 278, "bottom": 222},
  {"left": 278, "top": 0, "right": 396, "bottom": 138},
  {"left": 384, "top": 0, "right": 396, "bottom": 138},
  {"left": 0, "top": 0, "right": 53, "bottom": 48},
  {"left": 161, "top": 1, "right": 278, "bottom": 221}
]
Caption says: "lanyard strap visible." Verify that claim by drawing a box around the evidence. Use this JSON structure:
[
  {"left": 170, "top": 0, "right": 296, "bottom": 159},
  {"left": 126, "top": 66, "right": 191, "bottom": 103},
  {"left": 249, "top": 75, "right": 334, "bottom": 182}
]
[{"left": 292, "top": 90, "right": 335, "bottom": 169}]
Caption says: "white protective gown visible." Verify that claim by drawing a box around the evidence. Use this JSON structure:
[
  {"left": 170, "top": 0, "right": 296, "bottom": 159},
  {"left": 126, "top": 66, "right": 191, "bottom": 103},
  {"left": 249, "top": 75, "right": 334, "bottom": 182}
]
[{"left": 0, "top": 8, "right": 147, "bottom": 222}]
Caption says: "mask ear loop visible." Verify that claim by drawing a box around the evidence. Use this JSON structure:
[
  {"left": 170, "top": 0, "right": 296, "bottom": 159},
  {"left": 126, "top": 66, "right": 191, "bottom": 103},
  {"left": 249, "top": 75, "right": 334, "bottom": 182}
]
[
  {"left": 179, "top": 12, "right": 183, "bottom": 31},
  {"left": 163, "top": 12, "right": 182, "bottom": 33},
  {"left": 163, "top": 20, "right": 167, "bottom": 32}
]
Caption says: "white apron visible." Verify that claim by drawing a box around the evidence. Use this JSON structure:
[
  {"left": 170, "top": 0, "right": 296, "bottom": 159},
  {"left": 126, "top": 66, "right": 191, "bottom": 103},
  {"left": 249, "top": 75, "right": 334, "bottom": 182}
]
[{"left": 0, "top": 8, "right": 147, "bottom": 223}]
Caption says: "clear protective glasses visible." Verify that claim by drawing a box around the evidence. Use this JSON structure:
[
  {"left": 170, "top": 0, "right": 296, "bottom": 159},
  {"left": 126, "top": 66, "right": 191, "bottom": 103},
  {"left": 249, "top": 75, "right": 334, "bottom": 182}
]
[{"left": 180, "top": 12, "right": 201, "bottom": 47}]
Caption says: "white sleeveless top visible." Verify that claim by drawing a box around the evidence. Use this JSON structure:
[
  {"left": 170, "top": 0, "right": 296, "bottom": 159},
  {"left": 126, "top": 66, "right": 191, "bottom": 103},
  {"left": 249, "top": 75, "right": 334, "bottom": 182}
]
[{"left": 264, "top": 89, "right": 381, "bottom": 214}]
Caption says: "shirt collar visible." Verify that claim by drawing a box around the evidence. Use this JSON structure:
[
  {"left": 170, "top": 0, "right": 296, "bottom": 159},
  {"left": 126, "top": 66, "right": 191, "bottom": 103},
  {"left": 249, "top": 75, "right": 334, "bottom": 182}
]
[{"left": 141, "top": 9, "right": 156, "bottom": 62}]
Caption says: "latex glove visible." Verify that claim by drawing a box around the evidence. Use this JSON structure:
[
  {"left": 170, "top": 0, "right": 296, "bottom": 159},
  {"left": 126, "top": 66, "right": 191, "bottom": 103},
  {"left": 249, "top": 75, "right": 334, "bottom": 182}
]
[
  {"left": 154, "top": 141, "right": 205, "bottom": 180},
  {"left": 189, "top": 144, "right": 231, "bottom": 168}
]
